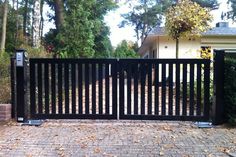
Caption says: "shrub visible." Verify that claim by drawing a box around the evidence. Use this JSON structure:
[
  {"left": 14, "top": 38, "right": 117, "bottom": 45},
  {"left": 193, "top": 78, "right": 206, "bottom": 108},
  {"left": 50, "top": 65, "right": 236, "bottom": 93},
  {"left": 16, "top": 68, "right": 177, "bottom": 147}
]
[
  {"left": 224, "top": 57, "right": 236, "bottom": 125},
  {"left": 0, "top": 77, "right": 11, "bottom": 103},
  {"left": 0, "top": 52, "right": 11, "bottom": 103},
  {"left": 23, "top": 45, "right": 52, "bottom": 58}
]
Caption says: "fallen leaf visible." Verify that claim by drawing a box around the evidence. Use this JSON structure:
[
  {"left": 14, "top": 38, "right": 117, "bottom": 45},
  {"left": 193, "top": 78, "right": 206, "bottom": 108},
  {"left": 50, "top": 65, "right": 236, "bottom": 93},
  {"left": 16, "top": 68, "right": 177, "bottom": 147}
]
[
  {"left": 207, "top": 153, "right": 213, "bottom": 157},
  {"left": 94, "top": 147, "right": 101, "bottom": 154},
  {"left": 203, "top": 149, "right": 208, "bottom": 153},
  {"left": 163, "top": 144, "right": 174, "bottom": 149},
  {"left": 159, "top": 151, "right": 164, "bottom": 156},
  {"left": 163, "top": 126, "right": 172, "bottom": 131},
  {"left": 80, "top": 143, "right": 88, "bottom": 149},
  {"left": 218, "top": 147, "right": 230, "bottom": 153},
  {"left": 134, "top": 140, "right": 140, "bottom": 143}
]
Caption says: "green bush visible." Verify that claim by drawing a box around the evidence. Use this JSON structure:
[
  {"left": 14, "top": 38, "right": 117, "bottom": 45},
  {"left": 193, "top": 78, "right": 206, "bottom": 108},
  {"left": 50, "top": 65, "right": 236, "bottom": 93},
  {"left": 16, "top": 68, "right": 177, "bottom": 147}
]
[
  {"left": 0, "top": 52, "right": 11, "bottom": 103},
  {"left": 224, "top": 58, "right": 236, "bottom": 125},
  {"left": 0, "top": 77, "right": 11, "bottom": 103},
  {"left": 23, "top": 45, "right": 52, "bottom": 58}
]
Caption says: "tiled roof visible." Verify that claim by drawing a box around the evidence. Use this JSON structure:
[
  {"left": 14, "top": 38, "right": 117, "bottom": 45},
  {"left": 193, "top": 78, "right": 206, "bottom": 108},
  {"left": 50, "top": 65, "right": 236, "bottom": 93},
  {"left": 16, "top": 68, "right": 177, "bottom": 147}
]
[
  {"left": 149, "top": 27, "right": 166, "bottom": 36},
  {"left": 149, "top": 27, "right": 236, "bottom": 36},
  {"left": 203, "top": 27, "right": 236, "bottom": 36}
]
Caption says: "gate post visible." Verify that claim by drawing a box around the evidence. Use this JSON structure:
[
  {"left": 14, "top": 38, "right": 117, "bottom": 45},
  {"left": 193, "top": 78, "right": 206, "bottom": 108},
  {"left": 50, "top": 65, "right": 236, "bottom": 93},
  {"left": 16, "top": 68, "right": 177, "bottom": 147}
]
[
  {"left": 10, "top": 57, "right": 16, "bottom": 118},
  {"left": 212, "top": 50, "right": 225, "bottom": 125},
  {"left": 15, "top": 49, "right": 28, "bottom": 122}
]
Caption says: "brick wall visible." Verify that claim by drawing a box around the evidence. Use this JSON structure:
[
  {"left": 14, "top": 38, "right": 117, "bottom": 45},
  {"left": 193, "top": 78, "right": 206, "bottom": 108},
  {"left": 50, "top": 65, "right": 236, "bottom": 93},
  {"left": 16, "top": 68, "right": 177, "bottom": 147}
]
[{"left": 0, "top": 104, "right": 11, "bottom": 121}]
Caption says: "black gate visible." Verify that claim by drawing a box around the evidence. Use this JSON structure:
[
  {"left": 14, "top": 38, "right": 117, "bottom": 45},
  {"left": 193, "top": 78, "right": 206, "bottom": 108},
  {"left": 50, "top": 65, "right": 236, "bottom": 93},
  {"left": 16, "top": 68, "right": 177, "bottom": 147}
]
[
  {"left": 12, "top": 52, "right": 215, "bottom": 122},
  {"left": 118, "top": 59, "right": 210, "bottom": 121},
  {"left": 29, "top": 59, "right": 117, "bottom": 119}
]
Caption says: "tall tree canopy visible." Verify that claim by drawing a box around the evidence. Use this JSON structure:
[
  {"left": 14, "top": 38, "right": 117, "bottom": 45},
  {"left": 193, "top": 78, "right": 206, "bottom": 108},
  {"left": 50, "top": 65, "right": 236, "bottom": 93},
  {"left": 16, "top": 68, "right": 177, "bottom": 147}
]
[
  {"left": 45, "top": 0, "right": 116, "bottom": 58},
  {"left": 121, "top": 0, "right": 218, "bottom": 46},
  {"left": 192, "top": 0, "right": 219, "bottom": 9},
  {"left": 228, "top": 0, "right": 236, "bottom": 21},
  {"left": 165, "top": 0, "right": 213, "bottom": 58},
  {"left": 120, "top": 0, "right": 171, "bottom": 45},
  {"left": 113, "top": 40, "right": 139, "bottom": 58}
]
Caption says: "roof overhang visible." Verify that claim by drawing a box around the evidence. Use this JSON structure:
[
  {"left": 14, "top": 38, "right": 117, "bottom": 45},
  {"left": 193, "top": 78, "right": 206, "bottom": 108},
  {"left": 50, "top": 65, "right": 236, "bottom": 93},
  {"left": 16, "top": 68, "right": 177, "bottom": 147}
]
[{"left": 138, "top": 35, "right": 158, "bottom": 55}]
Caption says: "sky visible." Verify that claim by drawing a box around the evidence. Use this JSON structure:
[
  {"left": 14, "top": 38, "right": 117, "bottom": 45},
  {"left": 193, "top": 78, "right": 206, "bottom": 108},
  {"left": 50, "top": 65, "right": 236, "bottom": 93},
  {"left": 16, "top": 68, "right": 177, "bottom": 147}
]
[{"left": 43, "top": 0, "right": 235, "bottom": 47}]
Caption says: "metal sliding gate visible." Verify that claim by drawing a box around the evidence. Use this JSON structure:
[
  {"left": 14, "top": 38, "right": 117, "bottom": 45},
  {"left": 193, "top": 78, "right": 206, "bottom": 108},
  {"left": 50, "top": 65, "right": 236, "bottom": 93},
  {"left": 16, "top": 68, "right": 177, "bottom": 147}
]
[
  {"left": 12, "top": 54, "right": 212, "bottom": 121},
  {"left": 29, "top": 59, "right": 118, "bottom": 119},
  {"left": 118, "top": 59, "right": 210, "bottom": 121}
]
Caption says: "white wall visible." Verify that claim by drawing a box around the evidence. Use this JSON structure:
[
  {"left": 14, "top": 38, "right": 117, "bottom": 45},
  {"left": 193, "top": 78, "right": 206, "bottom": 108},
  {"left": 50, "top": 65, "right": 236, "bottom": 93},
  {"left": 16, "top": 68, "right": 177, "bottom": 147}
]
[
  {"left": 201, "top": 36, "right": 236, "bottom": 51},
  {"left": 141, "top": 35, "right": 236, "bottom": 59},
  {"left": 158, "top": 36, "right": 201, "bottom": 59}
]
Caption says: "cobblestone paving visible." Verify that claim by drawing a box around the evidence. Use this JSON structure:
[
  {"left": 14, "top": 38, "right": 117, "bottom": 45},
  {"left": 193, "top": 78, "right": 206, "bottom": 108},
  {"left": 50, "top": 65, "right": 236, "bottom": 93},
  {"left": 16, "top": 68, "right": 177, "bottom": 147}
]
[{"left": 0, "top": 120, "right": 236, "bottom": 157}]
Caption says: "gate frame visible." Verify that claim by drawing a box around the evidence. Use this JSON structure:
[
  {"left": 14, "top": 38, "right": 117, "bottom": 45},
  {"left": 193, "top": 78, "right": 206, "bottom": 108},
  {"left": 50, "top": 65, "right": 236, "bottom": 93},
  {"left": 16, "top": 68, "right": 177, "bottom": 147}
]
[
  {"left": 212, "top": 50, "right": 225, "bottom": 125},
  {"left": 13, "top": 49, "right": 225, "bottom": 124}
]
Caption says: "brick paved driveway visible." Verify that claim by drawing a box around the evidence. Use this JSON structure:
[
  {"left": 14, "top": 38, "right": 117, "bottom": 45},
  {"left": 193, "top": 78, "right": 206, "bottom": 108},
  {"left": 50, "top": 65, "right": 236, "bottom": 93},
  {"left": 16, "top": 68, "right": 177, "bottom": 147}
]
[{"left": 0, "top": 120, "right": 235, "bottom": 157}]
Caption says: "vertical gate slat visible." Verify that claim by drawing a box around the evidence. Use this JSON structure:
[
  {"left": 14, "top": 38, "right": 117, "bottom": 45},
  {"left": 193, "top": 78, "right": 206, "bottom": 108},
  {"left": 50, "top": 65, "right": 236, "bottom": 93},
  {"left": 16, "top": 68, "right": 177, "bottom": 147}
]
[
  {"left": 134, "top": 64, "right": 138, "bottom": 115},
  {"left": 155, "top": 63, "right": 159, "bottom": 115},
  {"left": 99, "top": 64, "right": 103, "bottom": 114},
  {"left": 92, "top": 63, "right": 96, "bottom": 114},
  {"left": 105, "top": 63, "right": 110, "bottom": 114},
  {"left": 78, "top": 63, "right": 83, "bottom": 114},
  {"left": 119, "top": 63, "right": 125, "bottom": 117},
  {"left": 38, "top": 63, "right": 43, "bottom": 114},
  {"left": 168, "top": 63, "right": 173, "bottom": 116},
  {"left": 140, "top": 64, "right": 146, "bottom": 115},
  {"left": 127, "top": 64, "right": 132, "bottom": 115},
  {"left": 64, "top": 63, "right": 69, "bottom": 114},
  {"left": 182, "top": 63, "right": 187, "bottom": 116},
  {"left": 71, "top": 63, "right": 76, "bottom": 114},
  {"left": 161, "top": 63, "right": 166, "bottom": 115},
  {"left": 175, "top": 63, "right": 180, "bottom": 116},
  {"left": 58, "top": 63, "right": 63, "bottom": 114},
  {"left": 85, "top": 64, "right": 90, "bottom": 114},
  {"left": 148, "top": 63, "right": 152, "bottom": 115},
  {"left": 30, "top": 62, "right": 36, "bottom": 115},
  {"left": 190, "top": 63, "right": 195, "bottom": 116},
  {"left": 44, "top": 63, "right": 49, "bottom": 114},
  {"left": 204, "top": 61, "right": 210, "bottom": 119},
  {"left": 197, "top": 63, "right": 202, "bottom": 115},
  {"left": 112, "top": 61, "right": 117, "bottom": 117},
  {"left": 51, "top": 63, "right": 56, "bottom": 114}
]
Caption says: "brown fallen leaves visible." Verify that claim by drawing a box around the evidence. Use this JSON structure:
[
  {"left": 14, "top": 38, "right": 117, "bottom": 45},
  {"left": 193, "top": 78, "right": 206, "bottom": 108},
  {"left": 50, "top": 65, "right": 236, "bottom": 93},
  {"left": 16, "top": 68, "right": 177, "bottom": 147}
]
[{"left": 94, "top": 147, "right": 102, "bottom": 154}]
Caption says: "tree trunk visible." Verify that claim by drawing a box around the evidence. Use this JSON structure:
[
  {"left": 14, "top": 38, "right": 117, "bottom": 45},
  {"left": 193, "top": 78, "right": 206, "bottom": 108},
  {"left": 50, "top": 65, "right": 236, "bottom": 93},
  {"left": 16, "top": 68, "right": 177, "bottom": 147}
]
[
  {"left": 23, "top": 0, "right": 28, "bottom": 37},
  {"left": 32, "top": 0, "right": 41, "bottom": 48},
  {"left": 54, "top": 0, "right": 64, "bottom": 31},
  {"left": 0, "top": 0, "right": 8, "bottom": 53},
  {"left": 39, "top": 0, "right": 44, "bottom": 40},
  {"left": 12, "top": 0, "right": 15, "bottom": 9},
  {"left": 176, "top": 38, "right": 179, "bottom": 59},
  {"left": 15, "top": 0, "right": 19, "bottom": 45}
]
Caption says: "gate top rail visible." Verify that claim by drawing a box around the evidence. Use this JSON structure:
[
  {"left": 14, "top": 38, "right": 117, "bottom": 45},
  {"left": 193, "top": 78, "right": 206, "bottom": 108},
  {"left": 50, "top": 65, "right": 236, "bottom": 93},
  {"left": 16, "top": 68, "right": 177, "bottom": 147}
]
[
  {"left": 118, "top": 58, "right": 210, "bottom": 64},
  {"left": 29, "top": 58, "right": 118, "bottom": 63},
  {"left": 30, "top": 58, "right": 210, "bottom": 64}
]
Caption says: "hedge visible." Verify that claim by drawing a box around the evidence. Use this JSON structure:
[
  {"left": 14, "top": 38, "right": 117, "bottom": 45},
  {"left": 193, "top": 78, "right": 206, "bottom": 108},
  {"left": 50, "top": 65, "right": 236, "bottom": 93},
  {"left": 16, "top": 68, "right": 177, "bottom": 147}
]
[{"left": 224, "top": 57, "right": 236, "bottom": 125}]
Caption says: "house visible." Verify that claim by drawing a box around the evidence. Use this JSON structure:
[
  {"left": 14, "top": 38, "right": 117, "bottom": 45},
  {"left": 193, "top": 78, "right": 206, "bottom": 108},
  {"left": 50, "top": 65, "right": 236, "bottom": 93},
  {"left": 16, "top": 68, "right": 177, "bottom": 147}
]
[{"left": 138, "top": 22, "right": 236, "bottom": 58}]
